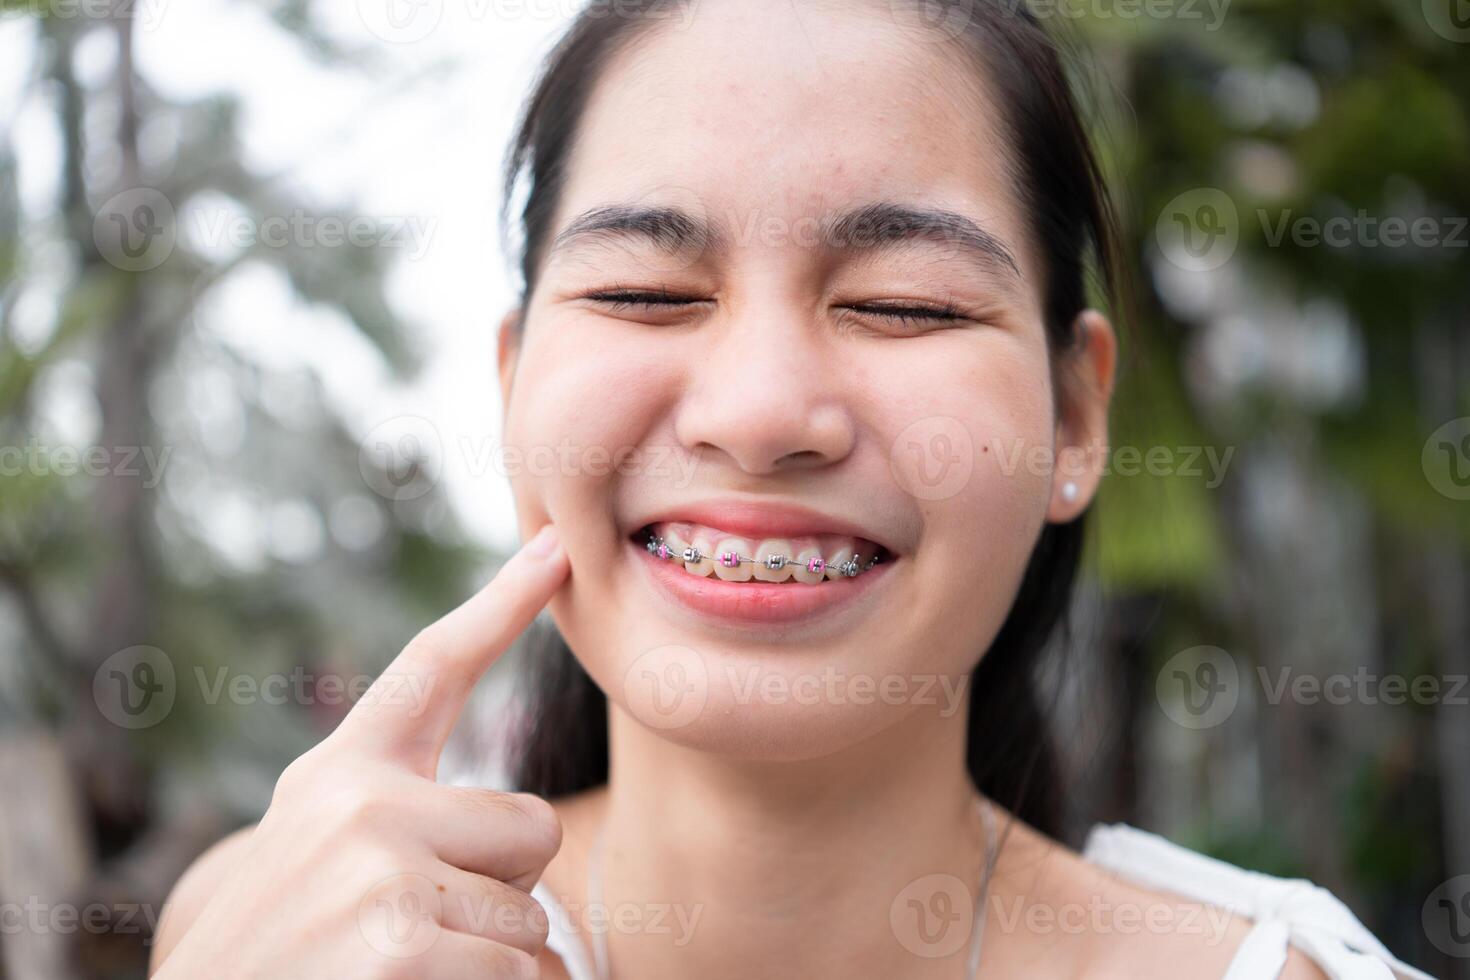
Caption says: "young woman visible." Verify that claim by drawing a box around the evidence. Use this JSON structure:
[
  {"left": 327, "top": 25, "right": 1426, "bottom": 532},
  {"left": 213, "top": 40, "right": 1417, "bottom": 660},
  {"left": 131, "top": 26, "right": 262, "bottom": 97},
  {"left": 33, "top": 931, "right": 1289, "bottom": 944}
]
[{"left": 148, "top": 1, "right": 1432, "bottom": 977}]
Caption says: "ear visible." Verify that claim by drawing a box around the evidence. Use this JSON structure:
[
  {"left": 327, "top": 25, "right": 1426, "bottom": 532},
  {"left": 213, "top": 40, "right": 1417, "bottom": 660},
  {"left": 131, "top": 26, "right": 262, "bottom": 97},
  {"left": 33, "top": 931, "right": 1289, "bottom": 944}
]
[
  {"left": 497, "top": 307, "right": 523, "bottom": 421},
  {"left": 1047, "top": 309, "right": 1117, "bottom": 523}
]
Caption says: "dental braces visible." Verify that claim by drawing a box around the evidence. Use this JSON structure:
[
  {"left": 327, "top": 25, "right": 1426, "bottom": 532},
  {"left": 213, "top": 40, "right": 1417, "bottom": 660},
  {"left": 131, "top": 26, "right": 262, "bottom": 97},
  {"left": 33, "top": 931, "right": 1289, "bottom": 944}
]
[{"left": 644, "top": 530, "right": 882, "bottom": 578}]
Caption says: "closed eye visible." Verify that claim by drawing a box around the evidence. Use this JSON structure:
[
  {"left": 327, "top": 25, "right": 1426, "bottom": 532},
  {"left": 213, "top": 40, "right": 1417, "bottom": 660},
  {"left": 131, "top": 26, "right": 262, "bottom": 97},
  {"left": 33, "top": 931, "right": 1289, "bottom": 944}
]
[
  {"left": 581, "top": 289, "right": 968, "bottom": 331},
  {"left": 839, "top": 302, "right": 966, "bottom": 330},
  {"left": 584, "top": 287, "right": 704, "bottom": 311}
]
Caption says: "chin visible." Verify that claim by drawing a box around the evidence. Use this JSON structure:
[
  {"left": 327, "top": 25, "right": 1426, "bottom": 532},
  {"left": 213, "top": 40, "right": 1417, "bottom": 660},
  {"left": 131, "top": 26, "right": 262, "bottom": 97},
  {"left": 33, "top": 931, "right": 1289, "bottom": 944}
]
[
  {"left": 619, "top": 685, "right": 920, "bottom": 764},
  {"left": 589, "top": 632, "right": 961, "bottom": 763}
]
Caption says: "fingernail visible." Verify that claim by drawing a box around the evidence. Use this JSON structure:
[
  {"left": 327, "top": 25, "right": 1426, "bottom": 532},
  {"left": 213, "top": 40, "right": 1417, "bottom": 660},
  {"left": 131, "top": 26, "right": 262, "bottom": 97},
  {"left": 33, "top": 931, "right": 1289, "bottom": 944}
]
[{"left": 526, "top": 524, "right": 560, "bottom": 558}]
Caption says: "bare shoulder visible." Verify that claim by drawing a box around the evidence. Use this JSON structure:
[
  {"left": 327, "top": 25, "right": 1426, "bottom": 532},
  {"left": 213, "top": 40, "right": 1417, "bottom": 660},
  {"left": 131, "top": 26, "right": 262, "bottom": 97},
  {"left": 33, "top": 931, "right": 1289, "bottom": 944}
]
[
  {"left": 149, "top": 824, "right": 257, "bottom": 974},
  {"left": 1279, "top": 946, "right": 1331, "bottom": 980},
  {"left": 1064, "top": 836, "right": 1330, "bottom": 980},
  {"left": 1072, "top": 866, "right": 1258, "bottom": 979},
  {"left": 985, "top": 818, "right": 1260, "bottom": 979}
]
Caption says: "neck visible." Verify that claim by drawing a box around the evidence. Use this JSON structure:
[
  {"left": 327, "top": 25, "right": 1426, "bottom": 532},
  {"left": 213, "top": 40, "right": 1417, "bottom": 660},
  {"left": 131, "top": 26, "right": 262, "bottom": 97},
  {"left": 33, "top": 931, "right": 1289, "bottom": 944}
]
[{"left": 589, "top": 698, "right": 988, "bottom": 980}]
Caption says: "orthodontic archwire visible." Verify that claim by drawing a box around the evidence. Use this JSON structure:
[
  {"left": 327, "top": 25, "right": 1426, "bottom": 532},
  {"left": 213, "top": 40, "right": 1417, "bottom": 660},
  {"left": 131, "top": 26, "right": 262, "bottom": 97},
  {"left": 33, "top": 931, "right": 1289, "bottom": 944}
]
[{"left": 644, "top": 529, "right": 882, "bottom": 578}]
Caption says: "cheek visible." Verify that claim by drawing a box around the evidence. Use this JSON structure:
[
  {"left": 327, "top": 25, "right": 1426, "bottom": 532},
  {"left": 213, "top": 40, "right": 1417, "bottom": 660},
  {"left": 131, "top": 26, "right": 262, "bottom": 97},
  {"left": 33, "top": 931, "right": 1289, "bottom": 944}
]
[
  {"left": 885, "top": 336, "right": 1057, "bottom": 665},
  {"left": 503, "top": 317, "right": 690, "bottom": 683},
  {"left": 952, "top": 347, "right": 1056, "bottom": 546},
  {"left": 501, "top": 319, "right": 672, "bottom": 529}
]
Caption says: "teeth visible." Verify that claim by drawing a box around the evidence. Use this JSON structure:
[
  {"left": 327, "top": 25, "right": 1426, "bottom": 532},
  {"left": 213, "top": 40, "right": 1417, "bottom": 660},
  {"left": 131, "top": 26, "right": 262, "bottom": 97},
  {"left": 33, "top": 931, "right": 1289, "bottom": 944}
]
[
  {"left": 753, "top": 539, "right": 795, "bottom": 583},
  {"left": 791, "top": 544, "right": 826, "bottom": 585},
  {"left": 644, "top": 521, "right": 884, "bottom": 584},
  {"left": 824, "top": 545, "right": 855, "bottom": 581},
  {"left": 713, "top": 537, "right": 754, "bottom": 581},
  {"left": 684, "top": 526, "right": 715, "bottom": 577},
  {"left": 663, "top": 525, "right": 692, "bottom": 569}
]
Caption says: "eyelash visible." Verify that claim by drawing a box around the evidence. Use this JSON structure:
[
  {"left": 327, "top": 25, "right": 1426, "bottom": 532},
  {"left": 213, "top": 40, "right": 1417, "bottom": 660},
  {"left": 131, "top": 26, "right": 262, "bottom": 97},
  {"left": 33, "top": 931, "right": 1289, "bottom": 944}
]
[
  {"left": 585, "top": 287, "right": 694, "bottom": 311},
  {"left": 842, "top": 302, "right": 965, "bottom": 329},
  {"left": 583, "top": 288, "right": 965, "bottom": 329}
]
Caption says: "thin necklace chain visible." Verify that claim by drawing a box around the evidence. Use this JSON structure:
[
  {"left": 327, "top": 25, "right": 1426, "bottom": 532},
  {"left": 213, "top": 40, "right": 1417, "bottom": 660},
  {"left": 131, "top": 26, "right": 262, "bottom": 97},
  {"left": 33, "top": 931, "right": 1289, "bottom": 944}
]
[{"left": 585, "top": 795, "right": 998, "bottom": 980}]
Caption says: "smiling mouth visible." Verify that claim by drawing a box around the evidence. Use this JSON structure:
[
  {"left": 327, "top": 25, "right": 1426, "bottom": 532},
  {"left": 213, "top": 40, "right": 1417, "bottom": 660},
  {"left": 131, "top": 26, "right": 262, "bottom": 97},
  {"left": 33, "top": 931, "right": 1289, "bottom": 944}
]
[{"left": 632, "top": 522, "right": 893, "bottom": 585}]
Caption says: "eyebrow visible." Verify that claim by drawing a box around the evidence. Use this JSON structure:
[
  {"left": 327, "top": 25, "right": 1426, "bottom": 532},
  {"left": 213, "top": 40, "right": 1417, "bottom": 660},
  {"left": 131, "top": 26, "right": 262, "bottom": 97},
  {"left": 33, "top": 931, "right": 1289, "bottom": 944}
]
[
  {"left": 551, "top": 204, "right": 716, "bottom": 259},
  {"left": 826, "top": 203, "right": 1021, "bottom": 279},
  {"left": 548, "top": 200, "right": 1022, "bottom": 280}
]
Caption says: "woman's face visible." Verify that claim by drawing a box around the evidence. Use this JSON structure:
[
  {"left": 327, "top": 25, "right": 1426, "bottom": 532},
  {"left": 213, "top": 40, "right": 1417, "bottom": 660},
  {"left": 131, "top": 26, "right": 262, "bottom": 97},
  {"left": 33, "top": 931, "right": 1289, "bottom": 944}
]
[{"left": 499, "top": 0, "right": 1107, "bottom": 759}]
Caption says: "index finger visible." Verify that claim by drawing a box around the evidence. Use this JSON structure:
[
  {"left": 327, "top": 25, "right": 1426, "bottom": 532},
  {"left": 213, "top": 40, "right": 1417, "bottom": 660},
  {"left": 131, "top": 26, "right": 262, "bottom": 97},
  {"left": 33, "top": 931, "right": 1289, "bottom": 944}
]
[{"left": 337, "top": 523, "right": 569, "bottom": 772}]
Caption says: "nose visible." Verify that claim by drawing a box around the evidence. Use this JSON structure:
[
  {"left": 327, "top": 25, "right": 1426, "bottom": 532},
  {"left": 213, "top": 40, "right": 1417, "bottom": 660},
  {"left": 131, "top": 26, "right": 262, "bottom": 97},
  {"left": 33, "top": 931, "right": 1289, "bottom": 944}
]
[{"left": 672, "top": 298, "right": 856, "bottom": 476}]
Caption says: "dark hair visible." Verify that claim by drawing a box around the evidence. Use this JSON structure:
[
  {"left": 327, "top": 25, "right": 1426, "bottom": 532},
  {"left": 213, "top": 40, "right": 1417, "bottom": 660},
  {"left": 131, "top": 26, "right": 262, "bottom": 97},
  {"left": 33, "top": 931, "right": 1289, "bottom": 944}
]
[{"left": 501, "top": 0, "right": 1122, "bottom": 841}]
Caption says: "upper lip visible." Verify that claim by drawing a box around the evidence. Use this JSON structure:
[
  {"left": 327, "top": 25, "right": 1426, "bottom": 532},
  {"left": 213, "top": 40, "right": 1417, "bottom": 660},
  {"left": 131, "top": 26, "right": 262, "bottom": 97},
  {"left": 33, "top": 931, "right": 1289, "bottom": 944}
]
[{"left": 630, "top": 499, "right": 901, "bottom": 555}]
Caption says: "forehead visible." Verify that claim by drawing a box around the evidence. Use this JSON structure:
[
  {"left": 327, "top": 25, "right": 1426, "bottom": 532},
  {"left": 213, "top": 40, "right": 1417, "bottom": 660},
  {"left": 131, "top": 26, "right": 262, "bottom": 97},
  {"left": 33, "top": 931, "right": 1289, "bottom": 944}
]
[{"left": 553, "top": 0, "right": 1028, "bottom": 268}]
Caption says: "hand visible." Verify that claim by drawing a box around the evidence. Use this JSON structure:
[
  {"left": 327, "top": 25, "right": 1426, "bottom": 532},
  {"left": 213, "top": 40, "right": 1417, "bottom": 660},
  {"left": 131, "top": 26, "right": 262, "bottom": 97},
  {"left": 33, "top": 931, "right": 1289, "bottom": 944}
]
[{"left": 154, "top": 525, "right": 571, "bottom": 979}]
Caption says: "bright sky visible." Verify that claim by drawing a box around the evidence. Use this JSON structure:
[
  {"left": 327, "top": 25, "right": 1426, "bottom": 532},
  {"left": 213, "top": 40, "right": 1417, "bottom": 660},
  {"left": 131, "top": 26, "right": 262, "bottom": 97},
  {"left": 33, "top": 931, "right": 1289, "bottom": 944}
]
[{"left": 1, "top": 0, "right": 578, "bottom": 555}]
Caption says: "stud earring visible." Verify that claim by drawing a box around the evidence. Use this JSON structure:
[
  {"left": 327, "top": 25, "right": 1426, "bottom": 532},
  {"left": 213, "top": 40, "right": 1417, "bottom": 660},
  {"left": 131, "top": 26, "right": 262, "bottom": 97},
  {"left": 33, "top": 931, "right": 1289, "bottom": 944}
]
[{"left": 1061, "top": 481, "right": 1079, "bottom": 503}]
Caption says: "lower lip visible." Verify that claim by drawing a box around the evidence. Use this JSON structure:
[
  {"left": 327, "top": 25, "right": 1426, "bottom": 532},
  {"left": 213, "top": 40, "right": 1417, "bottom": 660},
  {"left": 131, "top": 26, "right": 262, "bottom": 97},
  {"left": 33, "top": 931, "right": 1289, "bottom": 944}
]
[{"left": 629, "top": 538, "right": 895, "bottom": 627}]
